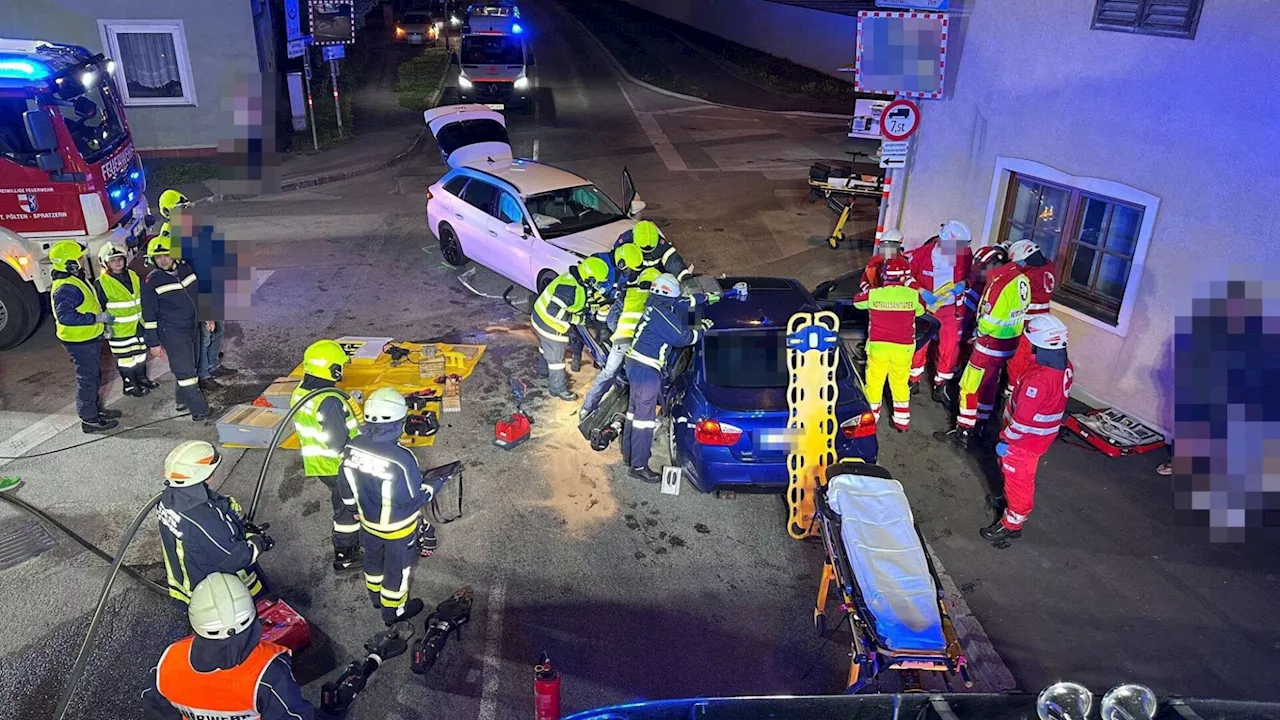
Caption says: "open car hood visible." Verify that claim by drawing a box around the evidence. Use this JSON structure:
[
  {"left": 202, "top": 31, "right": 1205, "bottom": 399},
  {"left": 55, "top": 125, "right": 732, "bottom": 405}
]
[
  {"left": 542, "top": 218, "right": 636, "bottom": 257},
  {"left": 423, "top": 103, "right": 513, "bottom": 168}
]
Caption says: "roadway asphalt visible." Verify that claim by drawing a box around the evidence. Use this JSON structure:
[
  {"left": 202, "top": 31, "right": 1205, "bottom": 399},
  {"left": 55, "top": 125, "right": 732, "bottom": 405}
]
[{"left": 2, "top": 1, "right": 1278, "bottom": 718}]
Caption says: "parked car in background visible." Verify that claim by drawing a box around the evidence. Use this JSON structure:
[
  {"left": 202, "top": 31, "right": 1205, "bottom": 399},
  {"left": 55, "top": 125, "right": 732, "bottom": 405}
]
[{"left": 397, "top": 11, "right": 438, "bottom": 44}]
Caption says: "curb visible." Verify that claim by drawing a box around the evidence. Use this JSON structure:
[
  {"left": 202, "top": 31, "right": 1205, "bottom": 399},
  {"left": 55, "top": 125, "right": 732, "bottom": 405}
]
[
  {"left": 556, "top": 1, "right": 850, "bottom": 121},
  {"left": 195, "top": 48, "right": 452, "bottom": 205}
]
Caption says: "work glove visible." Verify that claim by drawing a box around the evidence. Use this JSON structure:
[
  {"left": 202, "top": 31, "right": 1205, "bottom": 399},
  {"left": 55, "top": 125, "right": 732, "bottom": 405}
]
[
  {"left": 919, "top": 289, "right": 939, "bottom": 307},
  {"left": 951, "top": 281, "right": 967, "bottom": 298},
  {"left": 995, "top": 442, "right": 1010, "bottom": 458},
  {"left": 700, "top": 318, "right": 714, "bottom": 331},
  {"left": 248, "top": 532, "right": 275, "bottom": 553},
  {"left": 707, "top": 293, "right": 722, "bottom": 305},
  {"left": 94, "top": 311, "right": 115, "bottom": 324}
]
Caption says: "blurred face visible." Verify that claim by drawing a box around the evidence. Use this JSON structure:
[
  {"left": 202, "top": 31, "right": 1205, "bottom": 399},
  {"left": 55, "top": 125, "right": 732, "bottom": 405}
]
[
  {"left": 107, "top": 256, "right": 126, "bottom": 273},
  {"left": 879, "top": 243, "right": 901, "bottom": 260}
]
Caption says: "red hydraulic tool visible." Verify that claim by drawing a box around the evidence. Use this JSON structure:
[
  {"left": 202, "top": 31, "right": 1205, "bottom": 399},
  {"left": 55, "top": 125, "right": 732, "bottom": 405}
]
[{"left": 494, "top": 376, "right": 533, "bottom": 449}]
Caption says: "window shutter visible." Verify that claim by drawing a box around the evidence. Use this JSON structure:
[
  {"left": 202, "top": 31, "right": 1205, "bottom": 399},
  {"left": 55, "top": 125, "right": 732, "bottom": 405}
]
[{"left": 1093, "top": 0, "right": 1201, "bottom": 38}]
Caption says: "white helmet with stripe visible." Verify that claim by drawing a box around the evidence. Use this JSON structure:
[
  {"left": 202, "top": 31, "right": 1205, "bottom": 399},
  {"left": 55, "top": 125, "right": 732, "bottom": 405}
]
[
  {"left": 939, "top": 220, "right": 972, "bottom": 245},
  {"left": 1009, "top": 239, "right": 1041, "bottom": 263},
  {"left": 98, "top": 242, "right": 127, "bottom": 266},
  {"left": 164, "top": 440, "right": 221, "bottom": 487},
  {"left": 1025, "top": 314, "right": 1069, "bottom": 350},
  {"left": 650, "top": 273, "right": 681, "bottom": 298}
]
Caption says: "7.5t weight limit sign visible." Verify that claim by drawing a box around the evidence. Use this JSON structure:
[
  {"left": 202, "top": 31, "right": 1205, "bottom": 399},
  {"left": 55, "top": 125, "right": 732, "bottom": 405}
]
[{"left": 879, "top": 99, "right": 921, "bottom": 142}]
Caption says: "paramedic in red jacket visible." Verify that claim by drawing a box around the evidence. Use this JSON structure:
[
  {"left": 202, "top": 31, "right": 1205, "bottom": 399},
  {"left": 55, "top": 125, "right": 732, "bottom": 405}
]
[
  {"left": 959, "top": 245, "right": 1008, "bottom": 344},
  {"left": 1008, "top": 239, "right": 1056, "bottom": 316},
  {"left": 981, "top": 314, "right": 1073, "bottom": 544},
  {"left": 909, "top": 220, "right": 973, "bottom": 406},
  {"left": 860, "top": 229, "right": 906, "bottom": 293}
]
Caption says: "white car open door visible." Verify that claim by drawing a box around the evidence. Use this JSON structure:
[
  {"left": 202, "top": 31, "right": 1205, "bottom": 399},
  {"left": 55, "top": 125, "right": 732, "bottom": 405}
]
[
  {"left": 423, "top": 104, "right": 513, "bottom": 169},
  {"left": 620, "top": 166, "right": 645, "bottom": 217}
]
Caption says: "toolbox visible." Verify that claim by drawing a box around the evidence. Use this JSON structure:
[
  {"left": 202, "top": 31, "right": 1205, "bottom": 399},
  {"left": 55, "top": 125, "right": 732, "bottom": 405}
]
[
  {"left": 262, "top": 377, "right": 299, "bottom": 409},
  {"left": 216, "top": 404, "right": 289, "bottom": 449}
]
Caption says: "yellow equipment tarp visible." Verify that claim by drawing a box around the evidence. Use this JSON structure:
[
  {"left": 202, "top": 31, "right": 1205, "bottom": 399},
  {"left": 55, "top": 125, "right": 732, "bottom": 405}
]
[{"left": 276, "top": 338, "right": 485, "bottom": 449}]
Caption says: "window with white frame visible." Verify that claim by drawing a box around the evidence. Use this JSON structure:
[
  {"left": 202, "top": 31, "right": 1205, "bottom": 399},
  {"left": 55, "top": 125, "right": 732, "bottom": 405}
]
[
  {"left": 98, "top": 20, "right": 197, "bottom": 106},
  {"left": 980, "top": 158, "right": 1159, "bottom": 337}
]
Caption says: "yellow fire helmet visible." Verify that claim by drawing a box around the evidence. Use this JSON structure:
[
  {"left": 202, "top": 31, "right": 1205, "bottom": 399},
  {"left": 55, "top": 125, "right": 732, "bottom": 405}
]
[
  {"left": 631, "top": 221, "right": 660, "bottom": 251},
  {"left": 146, "top": 232, "right": 174, "bottom": 259},
  {"left": 637, "top": 267, "right": 662, "bottom": 289},
  {"left": 613, "top": 243, "right": 643, "bottom": 272},
  {"left": 576, "top": 256, "right": 610, "bottom": 287},
  {"left": 49, "top": 240, "right": 87, "bottom": 273},
  {"left": 158, "top": 189, "right": 190, "bottom": 219},
  {"left": 303, "top": 339, "right": 350, "bottom": 382}
]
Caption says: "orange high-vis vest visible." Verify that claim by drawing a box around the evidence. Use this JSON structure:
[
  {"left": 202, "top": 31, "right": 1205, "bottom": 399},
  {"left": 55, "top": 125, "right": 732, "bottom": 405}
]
[{"left": 156, "top": 636, "right": 287, "bottom": 720}]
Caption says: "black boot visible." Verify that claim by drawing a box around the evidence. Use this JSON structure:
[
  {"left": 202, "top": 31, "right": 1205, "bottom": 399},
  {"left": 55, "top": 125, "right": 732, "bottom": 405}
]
[
  {"left": 418, "top": 523, "right": 437, "bottom": 557},
  {"left": 382, "top": 598, "right": 425, "bottom": 626},
  {"left": 933, "top": 427, "right": 971, "bottom": 447},
  {"left": 139, "top": 377, "right": 161, "bottom": 390},
  {"left": 931, "top": 383, "right": 954, "bottom": 406},
  {"left": 984, "top": 494, "right": 1007, "bottom": 511},
  {"left": 212, "top": 366, "right": 239, "bottom": 378},
  {"left": 979, "top": 520, "right": 1021, "bottom": 543},
  {"left": 99, "top": 408, "right": 122, "bottom": 419},
  {"left": 628, "top": 466, "right": 662, "bottom": 484},
  {"left": 333, "top": 546, "right": 361, "bottom": 571},
  {"left": 910, "top": 382, "right": 921, "bottom": 396},
  {"left": 199, "top": 377, "right": 221, "bottom": 392},
  {"left": 570, "top": 354, "right": 582, "bottom": 373},
  {"left": 82, "top": 416, "right": 119, "bottom": 433}
]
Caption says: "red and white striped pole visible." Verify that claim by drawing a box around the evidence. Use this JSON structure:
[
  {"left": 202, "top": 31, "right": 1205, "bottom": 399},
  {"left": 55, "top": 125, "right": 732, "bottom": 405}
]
[{"left": 874, "top": 170, "right": 893, "bottom": 251}]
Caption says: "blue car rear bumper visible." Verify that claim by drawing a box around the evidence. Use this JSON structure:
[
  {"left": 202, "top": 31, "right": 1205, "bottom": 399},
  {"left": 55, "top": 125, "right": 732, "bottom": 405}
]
[{"left": 684, "top": 434, "right": 877, "bottom": 493}]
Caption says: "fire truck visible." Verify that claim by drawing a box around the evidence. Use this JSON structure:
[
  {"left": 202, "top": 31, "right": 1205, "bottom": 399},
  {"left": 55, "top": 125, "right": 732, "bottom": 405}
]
[{"left": 0, "top": 39, "right": 151, "bottom": 350}]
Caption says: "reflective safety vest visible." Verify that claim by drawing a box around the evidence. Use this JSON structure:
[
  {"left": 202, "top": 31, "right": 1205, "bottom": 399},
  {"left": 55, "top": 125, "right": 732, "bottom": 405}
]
[
  {"left": 611, "top": 285, "right": 650, "bottom": 342},
  {"left": 532, "top": 273, "right": 586, "bottom": 342},
  {"left": 97, "top": 269, "right": 143, "bottom": 335},
  {"left": 51, "top": 276, "right": 104, "bottom": 343},
  {"left": 156, "top": 635, "right": 286, "bottom": 720},
  {"left": 853, "top": 284, "right": 924, "bottom": 346},
  {"left": 976, "top": 264, "right": 1031, "bottom": 340},
  {"left": 290, "top": 385, "right": 361, "bottom": 477}
]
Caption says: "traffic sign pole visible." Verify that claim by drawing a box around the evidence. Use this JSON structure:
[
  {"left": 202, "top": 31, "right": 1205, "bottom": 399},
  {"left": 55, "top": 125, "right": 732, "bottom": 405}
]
[
  {"left": 877, "top": 99, "right": 921, "bottom": 243},
  {"left": 330, "top": 60, "right": 343, "bottom": 136},
  {"left": 304, "top": 50, "right": 318, "bottom": 150}
]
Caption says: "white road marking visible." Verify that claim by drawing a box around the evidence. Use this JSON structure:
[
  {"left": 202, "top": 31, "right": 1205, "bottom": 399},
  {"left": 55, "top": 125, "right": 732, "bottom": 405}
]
[
  {"left": 533, "top": 138, "right": 540, "bottom": 161},
  {"left": 476, "top": 579, "right": 506, "bottom": 720},
  {"left": 616, "top": 82, "right": 688, "bottom": 172},
  {"left": 0, "top": 355, "right": 171, "bottom": 470}
]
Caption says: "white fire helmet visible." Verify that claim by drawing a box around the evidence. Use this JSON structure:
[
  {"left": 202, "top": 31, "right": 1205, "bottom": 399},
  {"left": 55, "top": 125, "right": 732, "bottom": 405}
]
[
  {"left": 1009, "top": 239, "right": 1041, "bottom": 263},
  {"left": 363, "top": 386, "right": 408, "bottom": 423},
  {"left": 1025, "top": 314, "right": 1069, "bottom": 350},
  {"left": 650, "top": 273, "right": 681, "bottom": 298},
  {"left": 939, "top": 220, "right": 972, "bottom": 245}
]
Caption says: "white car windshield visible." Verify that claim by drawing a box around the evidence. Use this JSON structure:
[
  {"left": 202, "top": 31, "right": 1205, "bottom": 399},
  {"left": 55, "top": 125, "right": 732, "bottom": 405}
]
[{"left": 525, "top": 185, "right": 625, "bottom": 240}]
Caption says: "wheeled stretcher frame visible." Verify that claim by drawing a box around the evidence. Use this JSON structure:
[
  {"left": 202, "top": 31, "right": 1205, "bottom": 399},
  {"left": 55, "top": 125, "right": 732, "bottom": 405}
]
[{"left": 813, "top": 461, "right": 970, "bottom": 693}]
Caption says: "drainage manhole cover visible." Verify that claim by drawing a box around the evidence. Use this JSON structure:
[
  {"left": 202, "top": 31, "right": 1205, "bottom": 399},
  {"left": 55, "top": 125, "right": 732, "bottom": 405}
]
[
  {"left": 0, "top": 519, "right": 56, "bottom": 571},
  {"left": 648, "top": 216, "right": 672, "bottom": 229}
]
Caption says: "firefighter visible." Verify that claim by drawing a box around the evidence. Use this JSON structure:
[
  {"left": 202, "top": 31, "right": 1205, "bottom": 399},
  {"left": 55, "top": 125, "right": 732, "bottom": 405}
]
[
  {"left": 1008, "top": 239, "right": 1056, "bottom": 316},
  {"left": 981, "top": 315, "right": 1073, "bottom": 543},
  {"left": 936, "top": 246, "right": 1031, "bottom": 447},
  {"left": 156, "top": 441, "right": 273, "bottom": 604},
  {"left": 581, "top": 266, "right": 661, "bottom": 418},
  {"left": 158, "top": 188, "right": 189, "bottom": 219},
  {"left": 532, "top": 256, "right": 611, "bottom": 401},
  {"left": 854, "top": 258, "right": 925, "bottom": 432},
  {"left": 142, "top": 573, "right": 324, "bottom": 720},
  {"left": 291, "top": 339, "right": 363, "bottom": 572},
  {"left": 94, "top": 242, "right": 159, "bottom": 398},
  {"left": 623, "top": 274, "right": 730, "bottom": 482},
  {"left": 616, "top": 220, "right": 690, "bottom": 280},
  {"left": 860, "top": 229, "right": 906, "bottom": 293},
  {"left": 48, "top": 241, "right": 121, "bottom": 432},
  {"left": 341, "top": 387, "right": 431, "bottom": 625},
  {"left": 909, "top": 221, "right": 974, "bottom": 405},
  {"left": 141, "top": 230, "right": 213, "bottom": 421},
  {"left": 569, "top": 243, "right": 644, "bottom": 372}
]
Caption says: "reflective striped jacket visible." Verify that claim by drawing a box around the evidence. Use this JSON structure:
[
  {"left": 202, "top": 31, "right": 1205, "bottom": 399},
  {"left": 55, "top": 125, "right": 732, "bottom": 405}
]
[
  {"left": 532, "top": 272, "right": 587, "bottom": 342},
  {"left": 976, "top": 263, "right": 1031, "bottom": 340},
  {"left": 1000, "top": 358, "right": 1073, "bottom": 455},
  {"left": 141, "top": 264, "right": 200, "bottom": 346},
  {"left": 291, "top": 381, "right": 361, "bottom": 478},
  {"left": 609, "top": 283, "right": 650, "bottom": 342},
  {"left": 614, "top": 231, "right": 690, "bottom": 280},
  {"left": 627, "top": 294, "right": 706, "bottom": 370},
  {"left": 95, "top": 269, "right": 144, "bottom": 340},
  {"left": 156, "top": 486, "right": 263, "bottom": 603},
  {"left": 341, "top": 424, "right": 428, "bottom": 541}
]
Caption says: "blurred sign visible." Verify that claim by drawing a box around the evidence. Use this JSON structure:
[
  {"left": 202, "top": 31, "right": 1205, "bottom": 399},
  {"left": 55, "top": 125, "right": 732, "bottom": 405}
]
[
  {"left": 285, "top": 0, "right": 302, "bottom": 41},
  {"left": 309, "top": 0, "right": 355, "bottom": 45},
  {"left": 880, "top": 140, "right": 910, "bottom": 156},
  {"left": 848, "top": 98, "right": 889, "bottom": 139},
  {"left": 876, "top": 0, "right": 950, "bottom": 9},
  {"left": 855, "top": 11, "right": 949, "bottom": 99},
  {"left": 286, "top": 72, "right": 307, "bottom": 130},
  {"left": 322, "top": 44, "right": 345, "bottom": 60},
  {"left": 287, "top": 39, "right": 306, "bottom": 58}
]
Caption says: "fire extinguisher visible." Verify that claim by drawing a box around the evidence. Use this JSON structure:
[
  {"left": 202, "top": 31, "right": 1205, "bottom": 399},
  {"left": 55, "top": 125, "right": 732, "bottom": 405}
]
[{"left": 533, "top": 651, "right": 561, "bottom": 720}]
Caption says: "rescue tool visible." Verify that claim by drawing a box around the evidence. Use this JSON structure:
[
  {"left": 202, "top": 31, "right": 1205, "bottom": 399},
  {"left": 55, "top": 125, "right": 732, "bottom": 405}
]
[
  {"left": 412, "top": 586, "right": 475, "bottom": 674},
  {"left": 321, "top": 621, "right": 416, "bottom": 715},
  {"left": 494, "top": 376, "right": 533, "bottom": 449}
]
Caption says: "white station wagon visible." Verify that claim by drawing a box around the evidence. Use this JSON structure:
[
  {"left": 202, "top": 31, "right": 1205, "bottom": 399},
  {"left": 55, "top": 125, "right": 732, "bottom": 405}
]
[{"left": 423, "top": 104, "right": 647, "bottom": 292}]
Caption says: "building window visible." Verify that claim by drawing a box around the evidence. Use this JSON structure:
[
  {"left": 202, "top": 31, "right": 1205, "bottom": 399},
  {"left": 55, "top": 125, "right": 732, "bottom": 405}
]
[
  {"left": 98, "top": 21, "right": 197, "bottom": 106},
  {"left": 1092, "top": 0, "right": 1203, "bottom": 39},
  {"left": 997, "top": 174, "right": 1147, "bottom": 326}
]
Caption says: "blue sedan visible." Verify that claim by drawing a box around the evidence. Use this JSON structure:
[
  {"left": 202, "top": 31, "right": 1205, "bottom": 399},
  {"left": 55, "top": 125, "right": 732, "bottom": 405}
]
[{"left": 660, "top": 276, "right": 879, "bottom": 493}]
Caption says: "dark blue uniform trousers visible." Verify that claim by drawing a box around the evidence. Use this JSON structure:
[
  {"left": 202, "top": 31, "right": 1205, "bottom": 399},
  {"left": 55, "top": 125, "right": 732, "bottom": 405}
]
[
  {"left": 621, "top": 359, "right": 662, "bottom": 470},
  {"left": 64, "top": 340, "right": 103, "bottom": 422},
  {"left": 160, "top": 325, "right": 209, "bottom": 417}
]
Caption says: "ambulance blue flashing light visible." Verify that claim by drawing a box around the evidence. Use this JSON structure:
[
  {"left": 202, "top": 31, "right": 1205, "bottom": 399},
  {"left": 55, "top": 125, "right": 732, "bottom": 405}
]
[
  {"left": 512, "top": 22, "right": 523, "bottom": 33},
  {"left": 0, "top": 58, "right": 51, "bottom": 80}
]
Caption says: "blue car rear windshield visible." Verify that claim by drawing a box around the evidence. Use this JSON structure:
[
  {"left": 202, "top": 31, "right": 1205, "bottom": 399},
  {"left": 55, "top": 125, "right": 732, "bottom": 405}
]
[{"left": 704, "top": 329, "right": 848, "bottom": 389}]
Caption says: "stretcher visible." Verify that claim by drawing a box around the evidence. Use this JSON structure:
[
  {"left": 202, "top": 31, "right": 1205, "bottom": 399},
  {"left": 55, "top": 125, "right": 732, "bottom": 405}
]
[{"left": 813, "top": 461, "right": 969, "bottom": 693}]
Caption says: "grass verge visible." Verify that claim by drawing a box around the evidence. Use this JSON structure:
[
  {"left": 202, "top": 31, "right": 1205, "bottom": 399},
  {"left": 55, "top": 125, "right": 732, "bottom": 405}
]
[
  {"left": 307, "top": 41, "right": 371, "bottom": 151},
  {"left": 396, "top": 46, "right": 451, "bottom": 111},
  {"left": 143, "top": 159, "right": 218, "bottom": 189},
  {"left": 560, "top": 0, "right": 854, "bottom": 104}
]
